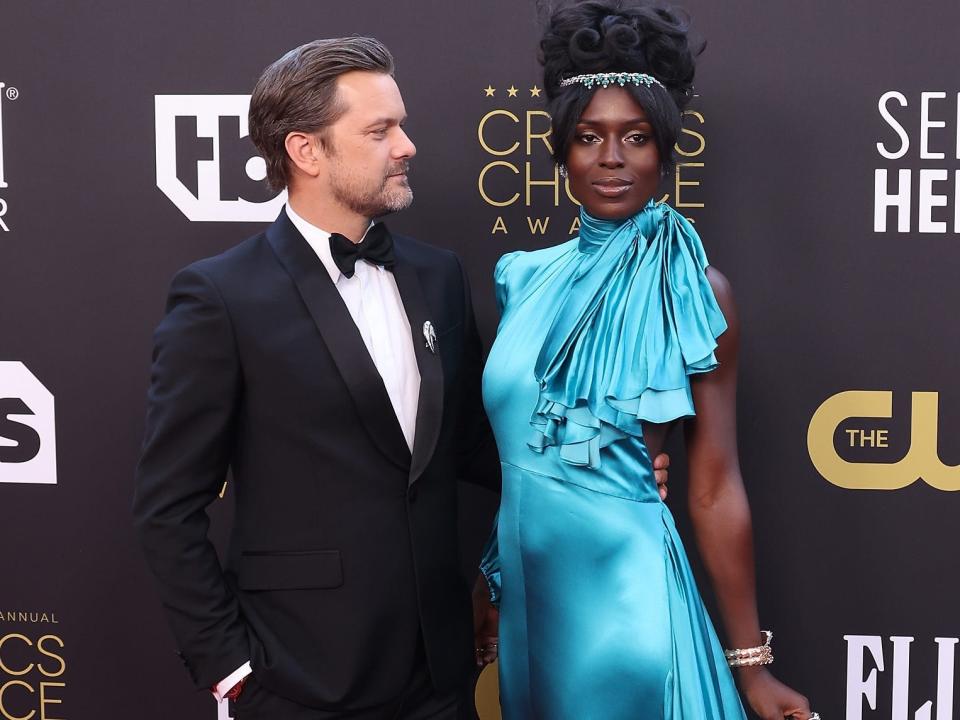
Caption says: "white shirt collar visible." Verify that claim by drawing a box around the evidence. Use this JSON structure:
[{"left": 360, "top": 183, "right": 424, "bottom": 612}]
[{"left": 285, "top": 203, "right": 378, "bottom": 284}]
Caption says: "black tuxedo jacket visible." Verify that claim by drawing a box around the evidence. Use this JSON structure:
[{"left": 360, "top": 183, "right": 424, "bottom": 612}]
[{"left": 133, "top": 211, "right": 497, "bottom": 711}]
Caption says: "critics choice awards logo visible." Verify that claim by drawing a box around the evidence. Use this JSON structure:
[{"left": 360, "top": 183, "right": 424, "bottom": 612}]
[
  {"left": 155, "top": 94, "right": 285, "bottom": 222},
  {"left": 0, "top": 81, "right": 19, "bottom": 232},
  {"left": 0, "top": 362, "right": 56, "bottom": 485},
  {"left": 0, "top": 612, "right": 66, "bottom": 720},
  {"left": 475, "top": 82, "right": 707, "bottom": 238},
  {"left": 875, "top": 90, "right": 960, "bottom": 234},
  {"left": 807, "top": 390, "right": 958, "bottom": 491}
]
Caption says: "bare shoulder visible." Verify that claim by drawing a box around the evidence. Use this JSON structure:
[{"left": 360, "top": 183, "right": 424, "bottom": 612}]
[
  {"left": 705, "top": 266, "right": 734, "bottom": 308},
  {"left": 706, "top": 266, "right": 738, "bottom": 325},
  {"left": 705, "top": 266, "right": 740, "bottom": 354}
]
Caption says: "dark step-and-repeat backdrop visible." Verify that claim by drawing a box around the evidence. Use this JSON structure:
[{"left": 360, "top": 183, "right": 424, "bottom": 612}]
[{"left": 2, "top": 1, "right": 959, "bottom": 718}]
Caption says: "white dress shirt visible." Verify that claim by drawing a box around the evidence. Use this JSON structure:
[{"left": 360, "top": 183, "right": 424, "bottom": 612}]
[
  {"left": 286, "top": 202, "right": 421, "bottom": 449},
  {"left": 213, "top": 203, "right": 421, "bottom": 701}
]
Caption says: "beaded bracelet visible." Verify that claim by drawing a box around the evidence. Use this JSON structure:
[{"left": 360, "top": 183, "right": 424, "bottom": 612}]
[{"left": 724, "top": 630, "right": 774, "bottom": 667}]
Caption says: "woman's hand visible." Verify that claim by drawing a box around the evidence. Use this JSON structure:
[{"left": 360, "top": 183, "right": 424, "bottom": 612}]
[
  {"left": 472, "top": 576, "right": 499, "bottom": 668},
  {"left": 653, "top": 452, "right": 670, "bottom": 501},
  {"left": 739, "top": 667, "right": 812, "bottom": 719}
]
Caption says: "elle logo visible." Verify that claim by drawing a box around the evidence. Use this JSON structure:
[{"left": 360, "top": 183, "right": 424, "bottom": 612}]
[{"left": 846, "top": 635, "right": 957, "bottom": 720}]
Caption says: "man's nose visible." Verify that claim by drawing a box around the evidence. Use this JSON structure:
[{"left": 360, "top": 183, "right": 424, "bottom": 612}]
[{"left": 395, "top": 128, "right": 416, "bottom": 159}]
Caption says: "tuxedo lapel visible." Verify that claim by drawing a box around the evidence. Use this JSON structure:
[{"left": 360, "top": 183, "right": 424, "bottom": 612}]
[
  {"left": 266, "top": 212, "right": 411, "bottom": 471},
  {"left": 392, "top": 240, "right": 444, "bottom": 486}
]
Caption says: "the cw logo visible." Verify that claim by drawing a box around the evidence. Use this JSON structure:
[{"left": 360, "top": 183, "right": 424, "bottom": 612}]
[{"left": 807, "top": 390, "right": 957, "bottom": 491}]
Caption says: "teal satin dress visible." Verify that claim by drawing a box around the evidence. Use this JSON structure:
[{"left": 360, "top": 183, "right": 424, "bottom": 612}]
[{"left": 480, "top": 200, "right": 747, "bottom": 719}]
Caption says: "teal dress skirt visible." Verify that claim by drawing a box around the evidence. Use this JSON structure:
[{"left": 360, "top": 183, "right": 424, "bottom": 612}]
[{"left": 480, "top": 201, "right": 747, "bottom": 719}]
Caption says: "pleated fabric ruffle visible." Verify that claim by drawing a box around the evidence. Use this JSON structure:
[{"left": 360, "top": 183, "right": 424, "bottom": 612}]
[
  {"left": 516, "top": 200, "right": 727, "bottom": 469},
  {"left": 662, "top": 510, "right": 746, "bottom": 717}
]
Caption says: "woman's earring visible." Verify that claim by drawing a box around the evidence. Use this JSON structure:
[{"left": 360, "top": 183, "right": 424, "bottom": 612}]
[{"left": 558, "top": 164, "right": 568, "bottom": 178}]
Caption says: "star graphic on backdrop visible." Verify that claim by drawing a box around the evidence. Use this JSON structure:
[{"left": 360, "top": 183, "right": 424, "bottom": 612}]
[
  {"left": 507, "top": 85, "right": 519, "bottom": 97},
  {"left": 530, "top": 85, "right": 542, "bottom": 97},
  {"left": 484, "top": 85, "right": 496, "bottom": 97}
]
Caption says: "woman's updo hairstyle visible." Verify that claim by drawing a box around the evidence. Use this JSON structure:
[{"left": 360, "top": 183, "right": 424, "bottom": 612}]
[{"left": 539, "top": 0, "right": 703, "bottom": 175}]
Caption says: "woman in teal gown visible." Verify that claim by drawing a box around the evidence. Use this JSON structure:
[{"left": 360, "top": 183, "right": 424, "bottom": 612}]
[{"left": 475, "top": 2, "right": 813, "bottom": 718}]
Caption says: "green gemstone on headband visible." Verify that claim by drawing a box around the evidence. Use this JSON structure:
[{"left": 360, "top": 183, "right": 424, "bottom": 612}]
[{"left": 559, "top": 72, "right": 665, "bottom": 91}]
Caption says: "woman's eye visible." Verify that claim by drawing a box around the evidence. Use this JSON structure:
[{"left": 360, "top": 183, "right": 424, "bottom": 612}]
[
  {"left": 627, "top": 133, "right": 649, "bottom": 144},
  {"left": 577, "top": 133, "right": 600, "bottom": 143}
]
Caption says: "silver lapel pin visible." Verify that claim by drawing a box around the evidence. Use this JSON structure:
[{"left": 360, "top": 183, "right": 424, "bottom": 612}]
[{"left": 422, "top": 321, "right": 438, "bottom": 354}]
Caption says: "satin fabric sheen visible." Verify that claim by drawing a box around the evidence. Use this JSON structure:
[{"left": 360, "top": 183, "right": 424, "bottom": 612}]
[{"left": 480, "top": 201, "right": 747, "bottom": 719}]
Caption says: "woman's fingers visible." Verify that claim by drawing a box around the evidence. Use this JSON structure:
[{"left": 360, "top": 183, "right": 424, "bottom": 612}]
[{"left": 475, "top": 635, "right": 499, "bottom": 666}]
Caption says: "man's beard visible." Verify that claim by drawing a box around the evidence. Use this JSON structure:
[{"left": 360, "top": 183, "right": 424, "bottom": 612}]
[{"left": 329, "top": 159, "right": 413, "bottom": 219}]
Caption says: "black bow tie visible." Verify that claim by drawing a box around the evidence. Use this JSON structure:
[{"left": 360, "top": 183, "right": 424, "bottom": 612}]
[{"left": 329, "top": 223, "right": 396, "bottom": 279}]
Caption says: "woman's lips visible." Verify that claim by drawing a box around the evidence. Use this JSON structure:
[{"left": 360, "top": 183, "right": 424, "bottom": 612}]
[{"left": 592, "top": 178, "right": 633, "bottom": 198}]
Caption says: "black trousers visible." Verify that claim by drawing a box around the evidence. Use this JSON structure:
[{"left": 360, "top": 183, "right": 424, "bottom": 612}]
[{"left": 231, "top": 639, "right": 476, "bottom": 720}]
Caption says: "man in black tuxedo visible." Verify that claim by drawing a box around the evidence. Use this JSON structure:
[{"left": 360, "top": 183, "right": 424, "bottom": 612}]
[
  {"left": 134, "top": 37, "right": 669, "bottom": 719},
  {"left": 133, "top": 37, "right": 489, "bottom": 719}
]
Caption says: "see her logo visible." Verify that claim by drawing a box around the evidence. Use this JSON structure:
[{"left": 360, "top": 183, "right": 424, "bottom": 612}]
[{"left": 875, "top": 90, "right": 960, "bottom": 234}]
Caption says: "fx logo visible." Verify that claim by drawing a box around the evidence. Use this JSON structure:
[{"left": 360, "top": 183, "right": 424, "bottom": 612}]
[
  {"left": 155, "top": 95, "right": 286, "bottom": 222},
  {"left": 807, "top": 390, "right": 957, "bottom": 491},
  {"left": 0, "top": 362, "right": 56, "bottom": 484},
  {"left": 0, "top": 80, "right": 18, "bottom": 232}
]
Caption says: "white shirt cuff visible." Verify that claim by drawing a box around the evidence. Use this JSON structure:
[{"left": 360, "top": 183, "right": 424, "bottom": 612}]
[{"left": 212, "top": 661, "right": 252, "bottom": 703}]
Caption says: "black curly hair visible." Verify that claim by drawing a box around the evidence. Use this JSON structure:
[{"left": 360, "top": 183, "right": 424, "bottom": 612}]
[{"left": 538, "top": 0, "right": 703, "bottom": 175}]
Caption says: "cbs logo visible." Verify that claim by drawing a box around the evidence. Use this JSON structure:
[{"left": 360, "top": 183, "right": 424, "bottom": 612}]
[
  {"left": 807, "top": 390, "right": 956, "bottom": 491},
  {"left": 0, "top": 362, "right": 56, "bottom": 485}
]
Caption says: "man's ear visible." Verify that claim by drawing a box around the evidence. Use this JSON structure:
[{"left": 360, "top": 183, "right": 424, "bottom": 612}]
[{"left": 284, "top": 131, "right": 323, "bottom": 180}]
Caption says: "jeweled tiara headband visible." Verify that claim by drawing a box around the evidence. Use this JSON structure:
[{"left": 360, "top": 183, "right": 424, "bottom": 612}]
[{"left": 559, "top": 72, "right": 664, "bottom": 90}]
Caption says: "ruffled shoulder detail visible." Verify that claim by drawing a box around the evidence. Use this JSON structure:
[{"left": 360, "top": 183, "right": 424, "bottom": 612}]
[{"left": 528, "top": 201, "right": 727, "bottom": 468}]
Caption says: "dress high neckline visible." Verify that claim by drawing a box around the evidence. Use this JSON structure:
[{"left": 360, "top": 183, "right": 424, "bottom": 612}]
[{"left": 577, "top": 199, "right": 660, "bottom": 254}]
